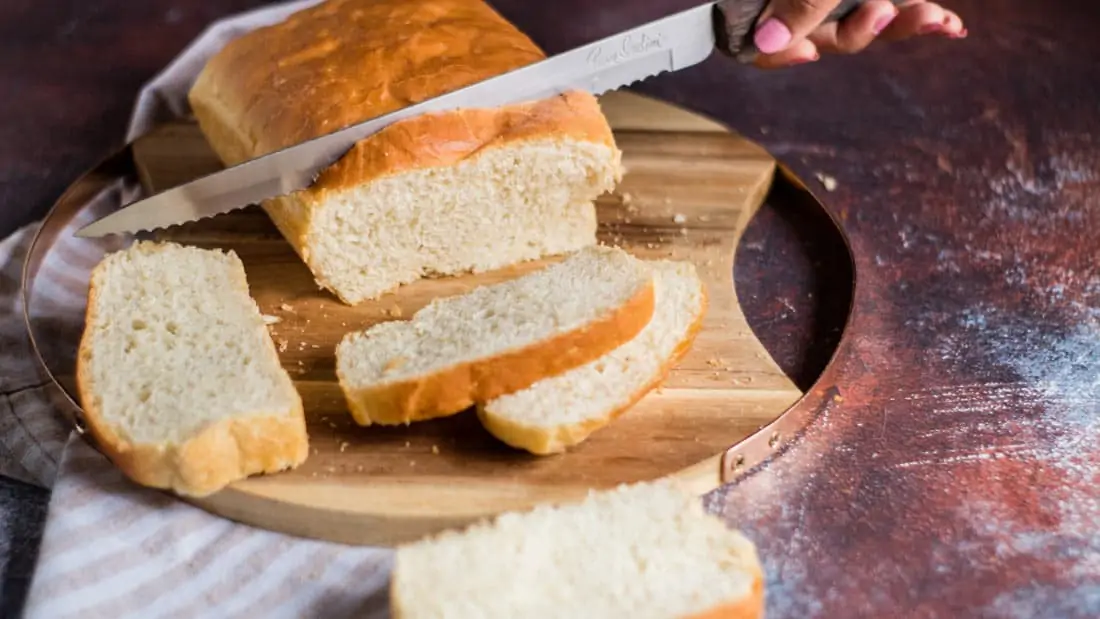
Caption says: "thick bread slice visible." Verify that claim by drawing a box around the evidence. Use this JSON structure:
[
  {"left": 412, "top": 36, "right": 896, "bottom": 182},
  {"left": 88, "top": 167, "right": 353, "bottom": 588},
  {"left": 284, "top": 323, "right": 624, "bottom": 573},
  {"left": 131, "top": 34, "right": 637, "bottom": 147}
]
[
  {"left": 478, "top": 260, "right": 707, "bottom": 454},
  {"left": 335, "top": 246, "right": 655, "bottom": 426},
  {"left": 188, "top": 0, "right": 622, "bottom": 304},
  {"left": 391, "top": 480, "right": 765, "bottom": 619},
  {"left": 75, "top": 242, "right": 308, "bottom": 497}
]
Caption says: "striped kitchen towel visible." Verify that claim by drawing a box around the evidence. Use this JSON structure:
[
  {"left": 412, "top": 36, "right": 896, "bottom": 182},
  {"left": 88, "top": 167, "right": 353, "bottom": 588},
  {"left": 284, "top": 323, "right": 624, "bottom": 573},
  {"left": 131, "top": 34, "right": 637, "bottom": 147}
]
[{"left": 3, "top": 2, "right": 396, "bottom": 617}]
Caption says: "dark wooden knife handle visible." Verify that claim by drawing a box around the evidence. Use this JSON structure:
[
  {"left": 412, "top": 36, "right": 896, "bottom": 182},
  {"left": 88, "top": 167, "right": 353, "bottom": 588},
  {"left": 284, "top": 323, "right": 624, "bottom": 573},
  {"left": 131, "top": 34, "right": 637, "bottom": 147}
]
[{"left": 715, "top": 0, "right": 907, "bottom": 63}]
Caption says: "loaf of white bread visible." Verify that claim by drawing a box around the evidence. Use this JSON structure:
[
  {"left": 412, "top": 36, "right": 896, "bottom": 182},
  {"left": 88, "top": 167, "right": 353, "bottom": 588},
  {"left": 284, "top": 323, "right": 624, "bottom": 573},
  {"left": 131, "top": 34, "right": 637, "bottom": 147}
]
[
  {"left": 76, "top": 242, "right": 308, "bottom": 497},
  {"left": 188, "top": 0, "right": 623, "bottom": 305},
  {"left": 336, "top": 246, "right": 656, "bottom": 426},
  {"left": 479, "top": 260, "right": 707, "bottom": 454},
  {"left": 391, "top": 479, "right": 765, "bottom": 619}
]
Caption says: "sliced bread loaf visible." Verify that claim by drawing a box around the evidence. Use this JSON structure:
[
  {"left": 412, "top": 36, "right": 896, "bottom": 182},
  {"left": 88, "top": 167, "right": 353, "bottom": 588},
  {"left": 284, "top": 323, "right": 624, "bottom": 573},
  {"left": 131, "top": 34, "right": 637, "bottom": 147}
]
[
  {"left": 188, "top": 0, "right": 622, "bottom": 305},
  {"left": 478, "top": 260, "right": 707, "bottom": 454},
  {"left": 335, "top": 246, "right": 655, "bottom": 426},
  {"left": 76, "top": 242, "right": 308, "bottom": 497},
  {"left": 390, "top": 480, "right": 764, "bottom": 619}
]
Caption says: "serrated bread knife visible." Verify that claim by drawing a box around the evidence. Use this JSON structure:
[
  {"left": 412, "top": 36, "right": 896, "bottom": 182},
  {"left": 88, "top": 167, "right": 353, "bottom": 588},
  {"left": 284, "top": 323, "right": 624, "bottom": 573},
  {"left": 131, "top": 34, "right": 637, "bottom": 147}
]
[{"left": 75, "top": 0, "right": 888, "bottom": 238}]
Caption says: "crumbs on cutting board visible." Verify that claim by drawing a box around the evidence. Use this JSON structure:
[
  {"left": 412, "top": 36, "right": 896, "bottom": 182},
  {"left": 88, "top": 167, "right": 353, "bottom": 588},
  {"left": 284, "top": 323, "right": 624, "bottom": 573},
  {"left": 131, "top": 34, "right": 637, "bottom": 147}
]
[
  {"left": 279, "top": 303, "right": 294, "bottom": 312},
  {"left": 262, "top": 314, "right": 282, "bottom": 325}
]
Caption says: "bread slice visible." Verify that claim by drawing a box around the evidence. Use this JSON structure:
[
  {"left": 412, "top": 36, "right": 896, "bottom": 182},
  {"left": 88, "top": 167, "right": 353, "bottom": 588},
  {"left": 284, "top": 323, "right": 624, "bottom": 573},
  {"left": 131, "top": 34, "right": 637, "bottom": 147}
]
[
  {"left": 75, "top": 242, "right": 308, "bottom": 497},
  {"left": 188, "top": 0, "right": 623, "bottom": 305},
  {"left": 391, "top": 480, "right": 764, "bottom": 619},
  {"left": 335, "top": 246, "right": 655, "bottom": 426},
  {"left": 478, "top": 260, "right": 707, "bottom": 454}
]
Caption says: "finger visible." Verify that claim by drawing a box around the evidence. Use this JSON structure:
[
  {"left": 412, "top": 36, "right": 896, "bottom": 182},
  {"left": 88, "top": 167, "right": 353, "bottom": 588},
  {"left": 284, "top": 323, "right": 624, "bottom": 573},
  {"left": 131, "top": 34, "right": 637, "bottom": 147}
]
[
  {"left": 753, "top": 39, "right": 820, "bottom": 69},
  {"left": 808, "top": 0, "right": 900, "bottom": 54},
  {"left": 880, "top": 4, "right": 966, "bottom": 41},
  {"left": 753, "top": 0, "right": 844, "bottom": 55}
]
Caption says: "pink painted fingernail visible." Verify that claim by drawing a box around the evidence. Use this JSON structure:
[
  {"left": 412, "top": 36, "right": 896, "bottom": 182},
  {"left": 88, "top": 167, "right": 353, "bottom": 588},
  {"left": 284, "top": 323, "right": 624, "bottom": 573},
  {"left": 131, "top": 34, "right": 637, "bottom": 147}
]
[
  {"left": 872, "top": 11, "right": 897, "bottom": 36},
  {"left": 755, "top": 18, "right": 792, "bottom": 54}
]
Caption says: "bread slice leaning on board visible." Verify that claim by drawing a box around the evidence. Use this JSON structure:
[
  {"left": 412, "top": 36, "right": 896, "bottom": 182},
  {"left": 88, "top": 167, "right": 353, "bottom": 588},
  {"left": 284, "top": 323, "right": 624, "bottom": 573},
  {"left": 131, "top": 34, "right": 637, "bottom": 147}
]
[
  {"left": 478, "top": 260, "right": 707, "bottom": 454},
  {"left": 335, "top": 246, "right": 656, "bottom": 426},
  {"left": 391, "top": 479, "right": 764, "bottom": 619},
  {"left": 75, "top": 242, "right": 308, "bottom": 497},
  {"left": 187, "top": 0, "right": 623, "bottom": 305}
]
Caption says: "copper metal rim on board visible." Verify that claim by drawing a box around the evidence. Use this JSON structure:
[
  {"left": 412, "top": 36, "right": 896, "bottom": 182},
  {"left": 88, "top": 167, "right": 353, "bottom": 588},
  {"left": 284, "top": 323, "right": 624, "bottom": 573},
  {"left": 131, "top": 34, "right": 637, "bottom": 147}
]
[{"left": 20, "top": 113, "right": 858, "bottom": 495}]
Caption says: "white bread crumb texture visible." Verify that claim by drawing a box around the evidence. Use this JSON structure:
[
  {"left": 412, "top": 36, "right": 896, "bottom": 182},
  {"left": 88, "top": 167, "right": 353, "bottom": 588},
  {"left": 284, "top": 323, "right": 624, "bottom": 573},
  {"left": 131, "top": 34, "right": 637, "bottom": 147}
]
[
  {"left": 81, "top": 241, "right": 301, "bottom": 445},
  {"left": 298, "top": 139, "right": 619, "bottom": 304},
  {"left": 336, "top": 244, "right": 652, "bottom": 388},
  {"left": 392, "top": 480, "right": 761, "bottom": 619}
]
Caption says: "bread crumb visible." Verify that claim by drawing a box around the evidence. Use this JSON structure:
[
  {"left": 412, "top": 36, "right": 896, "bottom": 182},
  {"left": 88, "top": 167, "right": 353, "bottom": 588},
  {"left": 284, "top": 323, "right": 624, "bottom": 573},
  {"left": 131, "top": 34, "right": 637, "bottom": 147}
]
[
  {"left": 404, "top": 441, "right": 411, "bottom": 448},
  {"left": 680, "top": 228, "right": 688, "bottom": 236},
  {"left": 698, "top": 214, "right": 711, "bottom": 222},
  {"left": 339, "top": 441, "right": 350, "bottom": 453},
  {"left": 620, "top": 192, "right": 633, "bottom": 206},
  {"left": 276, "top": 339, "right": 288, "bottom": 352},
  {"left": 279, "top": 303, "right": 294, "bottom": 312},
  {"left": 623, "top": 217, "right": 632, "bottom": 224},
  {"left": 262, "top": 314, "right": 282, "bottom": 325},
  {"left": 384, "top": 305, "right": 404, "bottom": 318},
  {"left": 672, "top": 213, "right": 687, "bottom": 224},
  {"left": 431, "top": 445, "right": 440, "bottom": 455},
  {"left": 815, "top": 172, "right": 838, "bottom": 191}
]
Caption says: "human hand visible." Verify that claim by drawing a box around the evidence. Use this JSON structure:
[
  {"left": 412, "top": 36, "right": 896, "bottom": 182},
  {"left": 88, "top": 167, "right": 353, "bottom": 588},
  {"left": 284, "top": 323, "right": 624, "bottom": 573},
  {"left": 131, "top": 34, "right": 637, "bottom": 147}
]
[{"left": 750, "top": 0, "right": 966, "bottom": 68}]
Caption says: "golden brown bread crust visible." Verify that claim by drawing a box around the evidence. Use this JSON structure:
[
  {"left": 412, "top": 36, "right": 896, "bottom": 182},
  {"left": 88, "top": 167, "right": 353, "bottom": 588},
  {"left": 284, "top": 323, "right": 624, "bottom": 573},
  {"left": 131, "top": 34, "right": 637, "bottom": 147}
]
[
  {"left": 338, "top": 279, "right": 657, "bottom": 426},
  {"left": 74, "top": 247, "right": 309, "bottom": 498},
  {"left": 683, "top": 572, "right": 765, "bottom": 619},
  {"left": 189, "top": 0, "right": 547, "bottom": 162},
  {"left": 477, "top": 286, "right": 710, "bottom": 455},
  {"left": 187, "top": 0, "right": 616, "bottom": 190}
]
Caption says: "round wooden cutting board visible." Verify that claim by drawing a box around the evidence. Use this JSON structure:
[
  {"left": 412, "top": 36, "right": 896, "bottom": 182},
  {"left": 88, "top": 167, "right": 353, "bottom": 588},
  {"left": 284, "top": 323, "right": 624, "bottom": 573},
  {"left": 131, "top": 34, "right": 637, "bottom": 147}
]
[{"left": 48, "top": 91, "right": 806, "bottom": 546}]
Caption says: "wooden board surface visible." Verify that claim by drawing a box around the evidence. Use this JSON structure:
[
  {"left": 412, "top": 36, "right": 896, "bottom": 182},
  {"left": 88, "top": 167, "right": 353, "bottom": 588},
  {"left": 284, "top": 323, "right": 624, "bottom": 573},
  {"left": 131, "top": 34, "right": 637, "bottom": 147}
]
[{"left": 133, "top": 91, "right": 803, "bottom": 546}]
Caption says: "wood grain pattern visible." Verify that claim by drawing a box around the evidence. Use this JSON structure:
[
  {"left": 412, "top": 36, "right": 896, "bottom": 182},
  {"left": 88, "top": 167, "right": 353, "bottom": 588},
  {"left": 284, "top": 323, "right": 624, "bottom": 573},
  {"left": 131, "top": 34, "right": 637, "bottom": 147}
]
[{"left": 133, "top": 91, "right": 801, "bottom": 546}]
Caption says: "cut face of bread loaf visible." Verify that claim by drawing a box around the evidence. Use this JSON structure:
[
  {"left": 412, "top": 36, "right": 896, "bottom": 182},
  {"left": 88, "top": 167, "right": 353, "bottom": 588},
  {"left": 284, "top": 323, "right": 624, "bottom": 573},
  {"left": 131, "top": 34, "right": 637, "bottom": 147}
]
[
  {"left": 187, "top": 0, "right": 622, "bottom": 304},
  {"left": 336, "top": 246, "right": 655, "bottom": 426},
  {"left": 391, "top": 480, "right": 764, "bottom": 619},
  {"left": 76, "top": 242, "right": 307, "bottom": 497},
  {"left": 479, "top": 260, "right": 707, "bottom": 455}
]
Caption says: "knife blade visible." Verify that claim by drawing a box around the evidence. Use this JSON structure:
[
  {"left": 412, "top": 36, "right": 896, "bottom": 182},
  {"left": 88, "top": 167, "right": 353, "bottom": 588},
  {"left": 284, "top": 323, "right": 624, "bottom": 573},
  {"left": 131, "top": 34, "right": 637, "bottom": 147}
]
[{"left": 75, "top": 0, "right": 882, "bottom": 238}]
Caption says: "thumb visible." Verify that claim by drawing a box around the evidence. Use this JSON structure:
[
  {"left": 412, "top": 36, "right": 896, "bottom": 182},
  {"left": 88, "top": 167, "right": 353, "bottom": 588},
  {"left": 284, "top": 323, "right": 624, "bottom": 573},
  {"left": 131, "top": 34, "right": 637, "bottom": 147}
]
[{"left": 754, "top": 0, "right": 844, "bottom": 55}]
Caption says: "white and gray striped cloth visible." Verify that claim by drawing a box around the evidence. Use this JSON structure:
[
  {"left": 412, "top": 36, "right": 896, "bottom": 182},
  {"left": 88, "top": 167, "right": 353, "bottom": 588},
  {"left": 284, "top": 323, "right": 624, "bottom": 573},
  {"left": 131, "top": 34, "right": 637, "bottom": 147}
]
[{"left": 1, "top": 2, "right": 396, "bottom": 616}]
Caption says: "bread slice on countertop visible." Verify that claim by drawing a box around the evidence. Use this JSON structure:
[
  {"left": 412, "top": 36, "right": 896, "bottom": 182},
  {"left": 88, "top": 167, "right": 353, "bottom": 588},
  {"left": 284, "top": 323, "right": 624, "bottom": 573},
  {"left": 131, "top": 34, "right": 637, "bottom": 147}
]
[
  {"left": 335, "top": 246, "right": 655, "bottom": 426},
  {"left": 478, "top": 260, "right": 707, "bottom": 455},
  {"left": 188, "top": 0, "right": 622, "bottom": 305},
  {"left": 391, "top": 479, "right": 764, "bottom": 619},
  {"left": 75, "top": 241, "right": 308, "bottom": 497}
]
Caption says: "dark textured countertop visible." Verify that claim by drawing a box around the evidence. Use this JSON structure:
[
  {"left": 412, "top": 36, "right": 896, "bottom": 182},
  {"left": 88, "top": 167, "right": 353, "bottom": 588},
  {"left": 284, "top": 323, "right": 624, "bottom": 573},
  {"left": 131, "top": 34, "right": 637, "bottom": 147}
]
[{"left": 3, "top": 0, "right": 1098, "bottom": 617}]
